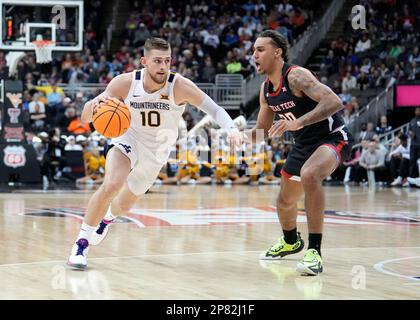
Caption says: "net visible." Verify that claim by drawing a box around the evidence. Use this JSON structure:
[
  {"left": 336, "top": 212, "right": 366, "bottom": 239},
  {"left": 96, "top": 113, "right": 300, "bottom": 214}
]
[{"left": 32, "top": 40, "right": 55, "bottom": 64}]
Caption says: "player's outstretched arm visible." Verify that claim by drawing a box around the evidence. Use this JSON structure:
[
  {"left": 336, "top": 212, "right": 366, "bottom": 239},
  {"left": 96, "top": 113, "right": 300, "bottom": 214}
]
[
  {"left": 174, "top": 76, "right": 241, "bottom": 145},
  {"left": 81, "top": 72, "right": 132, "bottom": 124}
]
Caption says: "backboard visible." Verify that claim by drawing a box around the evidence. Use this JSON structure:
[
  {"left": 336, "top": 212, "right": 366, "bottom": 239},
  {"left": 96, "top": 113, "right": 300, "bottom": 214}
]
[{"left": 0, "top": 0, "right": 83, "bottom": 51}]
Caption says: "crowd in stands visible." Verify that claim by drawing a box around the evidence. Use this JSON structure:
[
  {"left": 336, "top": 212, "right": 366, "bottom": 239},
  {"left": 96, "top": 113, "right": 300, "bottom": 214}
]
[
  {"left": 318, "top": 0, "right": 420, "bottom": 124},
  {"left": 306, "top": 0, "right": 420, "bottom": 188},
  {"left": 1, "top": 0, "right": 317, "bottom": 86},
  {"left": 0, "top": 0, "right": 320, "bottom": 185},
  {"left": 1, "top": 0, "right": 319, "bottom": 135},
  {"left": 331, "top": 107, "right": 420, "bottom": 188},
  {"left": 2, "top": 0, "right": 420, "bottom": 188}
]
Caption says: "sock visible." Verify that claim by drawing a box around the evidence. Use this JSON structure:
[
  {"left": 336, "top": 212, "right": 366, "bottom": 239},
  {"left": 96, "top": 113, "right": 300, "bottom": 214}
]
[
  {"left": 308, "top": 233, "right": 322, "bottom": 256},
  {"left": 76, "top": 222, "right": 96, "bottom": 243},
  {"left": 103, "top": 206, "right": 116, "bottom": 223},
  {"left": 283, "top": 228, "right": 298, "bottom": 244}
]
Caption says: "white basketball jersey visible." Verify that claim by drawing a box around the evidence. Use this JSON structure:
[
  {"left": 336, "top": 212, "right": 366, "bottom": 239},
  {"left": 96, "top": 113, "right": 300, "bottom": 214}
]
[{"left": 120, "top": 69, "right": 186, "bottom": 158}]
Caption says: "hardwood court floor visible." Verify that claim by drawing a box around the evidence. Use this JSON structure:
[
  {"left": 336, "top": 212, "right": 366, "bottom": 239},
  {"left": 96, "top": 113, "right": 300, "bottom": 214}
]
[{"left": 0, "top": 184, "right": 419, "bottom": 299}]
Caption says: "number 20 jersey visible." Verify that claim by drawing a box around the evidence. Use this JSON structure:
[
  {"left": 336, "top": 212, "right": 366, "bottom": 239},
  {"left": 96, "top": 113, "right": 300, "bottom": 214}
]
[
  {"left": 263, "top": 63, "right": 346, "bottom": 145},
  {"left": 114, "top": 69, "right": 186, "bottom": 161}
]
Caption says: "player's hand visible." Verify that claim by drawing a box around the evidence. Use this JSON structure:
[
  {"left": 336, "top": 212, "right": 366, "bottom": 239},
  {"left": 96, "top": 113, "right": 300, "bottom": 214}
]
[
  {"left": 93, "top": 95, "right": 111, "bottom": 108},
  {"left": 268, "top": 119, "right": 303, "bottom": 138},
  {"left": 227, "top": 128, "right": 242, "bottom": 147},
  {"left": 90, "top": 95, "right": 111, "bottom": 116}
]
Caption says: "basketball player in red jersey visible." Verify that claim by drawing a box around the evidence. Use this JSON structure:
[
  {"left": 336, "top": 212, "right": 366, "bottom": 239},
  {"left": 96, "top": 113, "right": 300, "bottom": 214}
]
[{"left": 249, "top": 30, "right": 354, "bottom": 275}]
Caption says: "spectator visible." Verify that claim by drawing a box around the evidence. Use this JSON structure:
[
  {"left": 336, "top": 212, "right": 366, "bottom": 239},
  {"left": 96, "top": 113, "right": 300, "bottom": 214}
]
[
  {"left": 291, "top": 9, "right": 306, "bottom": 36},
  {"left": 341, "top": 72, "right": 357, "bottom": 92},
  {"left": 67, "top": 113, "right": 91, "bottom": 135},
  {"left": 408, "top": 46, "right": 420, "bottom": 64},
  {"left": 223, "top": 29, "right": 239, "bottom": 50},
  {"left": 375, "top": 115, "right": 392, "bottom": 135},
  {"left": 357, "top": 140, "right": 387, "bottom": 184},
  {"left": 406, "top": 61, "right": 419, "bottom": 81},
  {"left": 391, "top": 63, "right": 405, "bottom": 81},
  {"left": 226, "top": 57, "right": 242, "bottom": 74},
  {"left": 339, "top": 89, "right": 352, "bottom": 104},
  {"left": 33, "top": 131, "right": 50, "bottom": 172},
  {"left": 46, "top": 83, "right": 64, "bottom": 122},
  {"left": 372, "top": 134, "right": 388, "bottom": 166},
  {"left": 65, "top": 135, "right": 83, "bottom": 151},
  {"left": 357, "top": 71, "right": 369, "bottom": 90},
  {"left": 58, "top": 106, "right": 77, "bottom": 133},
  {"left": 200, "top": 57, "right": 216, "bottom": 82},
  {"left": 357, "top": 122, "right": 375, "bottom": 142},
  {"left": 342, "top": 108, "right": 353, "bottom": 125},
  {"left": 389, "top": 43, "right": 403, "bottom": 59},
  {"left": 28, "top": 94, "right": 47, "bottom": 131},
  {"left": 342, "top": 142, "right": 365, "bottom": 184},
  {"left": 355, "top": 33, "right": 371, "bottom": 53},
  {"left": 347, "top": 96, "right": 360, "bottom": 115},
  {"left": 277, "top": 0, "right": 294, "bottom": 15},
  {"left": 74, "top": 92, "right": 86, "bottom": 111},
  {"left": 389, "top": 134, "right": 410, "bottom": 186},
  {"left": 238, "top": 22, "right": 253, "bottom": 40},
  {"left": 133, "top": 23, "right": 151, "bottom": 47},
  {"left": 204, "top": 27, "right": 220, "bottom": 51},
  {"left": 76, "top": 147, "right": 105, "bottom": 185}
]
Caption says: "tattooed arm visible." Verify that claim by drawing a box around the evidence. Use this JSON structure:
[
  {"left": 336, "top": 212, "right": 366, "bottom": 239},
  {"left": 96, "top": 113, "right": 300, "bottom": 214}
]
[
  {"left": 288, "top": 67, "right": 343, "bottom": 127},
  {"left": 268, "top": 67, "right": 343, "bottom": 137}
]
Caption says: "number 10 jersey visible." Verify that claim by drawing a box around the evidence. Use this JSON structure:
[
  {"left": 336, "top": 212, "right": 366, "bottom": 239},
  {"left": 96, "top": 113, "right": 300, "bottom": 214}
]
[{"left": 112, "top": 69, "right": 186, "bottom": 168}]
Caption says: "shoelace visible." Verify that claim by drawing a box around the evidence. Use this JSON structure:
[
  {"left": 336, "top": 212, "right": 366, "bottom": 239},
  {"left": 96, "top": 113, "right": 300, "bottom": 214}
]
[
  {"left": 270, "top": 238, "right": 285, "bottom": 251},
  {"left": 96, "top": 221, "right": 108, "bottom": 235},
  {"left": 76, "top": 244, "right": 86, "bottom": 256},
  {"left": 304, "top": 251, "right": 319, "bottom": 262}
]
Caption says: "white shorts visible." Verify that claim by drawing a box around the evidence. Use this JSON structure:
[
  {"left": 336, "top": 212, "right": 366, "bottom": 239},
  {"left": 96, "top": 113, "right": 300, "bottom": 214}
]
[{"left": 111, "top": 132, "right": 170, "bottom": 196}]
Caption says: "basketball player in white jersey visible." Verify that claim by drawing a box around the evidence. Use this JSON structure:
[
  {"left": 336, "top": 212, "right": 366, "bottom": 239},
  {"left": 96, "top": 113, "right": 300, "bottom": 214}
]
[{"left": 67, "top": 38, "right": 241, "bottom": 269}]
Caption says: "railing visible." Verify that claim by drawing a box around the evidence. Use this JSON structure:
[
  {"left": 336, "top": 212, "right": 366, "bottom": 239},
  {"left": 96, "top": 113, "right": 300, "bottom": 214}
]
[
  {"left": 215, "top": 74, "right": 245, "bottom": 110},
  {"left": 244, "top": 73, "right": 264, "bottom": 106},
  {"left": 351, "top": 122, "right": 410, "bottom": 150},
  {"left": 380, "top": 123, "right": 410, "bottom": 147},
  {"left": 58, "top": 80, "right": 238, "bottom": 110},
  {"left": 59, "top": 83, "right": 106, "bottom": 99},
  {"left": 347, "top": 78, "right": 396, "bottom": 136}
]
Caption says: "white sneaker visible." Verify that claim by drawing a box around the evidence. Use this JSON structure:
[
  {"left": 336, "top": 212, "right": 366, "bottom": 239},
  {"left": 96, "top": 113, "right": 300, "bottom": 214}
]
[
  {"left": 90, "top": 220, "right": 112, "bottom": 246},
  {"left": 390, "top": 177, "right": 402, "bottom": 186},
  {"left": 407, "top": 177, "right": 420, "bottom": 187},
  {"left": 67, "top": 238, "right": 89, "bottom": 270}
]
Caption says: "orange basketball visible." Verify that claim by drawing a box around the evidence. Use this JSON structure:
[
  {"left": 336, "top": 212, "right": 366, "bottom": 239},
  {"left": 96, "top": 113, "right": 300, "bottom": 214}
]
[{"left": 92, "top": 97, "right": 131, "bottom": 138}]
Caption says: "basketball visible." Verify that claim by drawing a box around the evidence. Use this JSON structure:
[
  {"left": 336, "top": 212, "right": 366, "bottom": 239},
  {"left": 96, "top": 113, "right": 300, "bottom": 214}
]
[{"left": 92, "top": 97, "right": 131, "bottom": 138}]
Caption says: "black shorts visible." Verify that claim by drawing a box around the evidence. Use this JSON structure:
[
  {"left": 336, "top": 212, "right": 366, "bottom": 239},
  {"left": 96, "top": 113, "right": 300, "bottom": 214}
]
[{"left": 281, "top": 128, "right": 354, "bottom": 180}]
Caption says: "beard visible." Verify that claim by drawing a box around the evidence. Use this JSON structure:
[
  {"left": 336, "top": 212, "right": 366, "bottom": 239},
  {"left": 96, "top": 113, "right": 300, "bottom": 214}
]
[{"left": 149, "top": 72, "right": 167, "bottom": 84}]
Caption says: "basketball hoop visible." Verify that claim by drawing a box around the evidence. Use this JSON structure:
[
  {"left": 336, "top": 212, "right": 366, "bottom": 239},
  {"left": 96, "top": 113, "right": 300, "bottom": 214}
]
[{"left": 32, "top": 40, "right": 55, "bottom": 64}]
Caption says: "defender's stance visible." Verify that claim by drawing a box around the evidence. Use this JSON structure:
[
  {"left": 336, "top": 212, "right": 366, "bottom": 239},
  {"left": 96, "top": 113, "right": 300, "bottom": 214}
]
[
  {"left": 67, "top": 38, "right": 240, "bottom": 269},
  {"left": 251, "top": 30, "right": 354, "bottom": 275}
]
